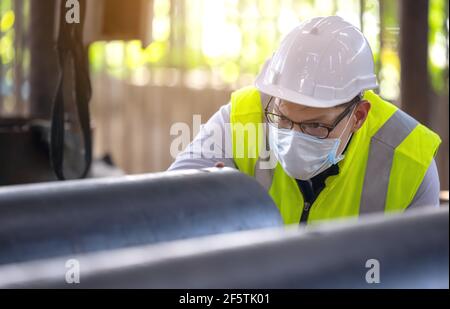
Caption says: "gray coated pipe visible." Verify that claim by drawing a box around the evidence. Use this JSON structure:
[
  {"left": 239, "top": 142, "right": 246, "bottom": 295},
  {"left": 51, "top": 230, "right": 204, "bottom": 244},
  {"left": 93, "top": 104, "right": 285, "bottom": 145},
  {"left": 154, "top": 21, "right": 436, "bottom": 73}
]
[
  {"left": 0, "top": 168, "right": 282, "bottom": 265},
  {"left": 0, "top": 207, "right": 447, "bottom": 288}
]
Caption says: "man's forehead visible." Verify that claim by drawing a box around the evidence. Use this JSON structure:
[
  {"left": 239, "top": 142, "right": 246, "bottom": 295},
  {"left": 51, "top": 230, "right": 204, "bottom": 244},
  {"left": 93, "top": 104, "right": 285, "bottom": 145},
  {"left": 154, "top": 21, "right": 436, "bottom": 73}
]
[{"left": 276, "top": 98, "right": 336, "bottom": 112}]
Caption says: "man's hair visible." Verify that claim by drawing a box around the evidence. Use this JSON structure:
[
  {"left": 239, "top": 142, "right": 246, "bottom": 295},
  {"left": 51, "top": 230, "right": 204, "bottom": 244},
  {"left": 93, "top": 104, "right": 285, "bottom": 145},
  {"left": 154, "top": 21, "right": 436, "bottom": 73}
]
[{"left": 338, "top": 92, "right": 364, "bottom": 109}]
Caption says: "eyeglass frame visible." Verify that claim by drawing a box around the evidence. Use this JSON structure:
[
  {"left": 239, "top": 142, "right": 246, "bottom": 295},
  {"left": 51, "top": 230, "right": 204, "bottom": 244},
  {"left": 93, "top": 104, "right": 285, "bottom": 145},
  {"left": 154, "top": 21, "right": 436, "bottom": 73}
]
[{"left": 264, "top": 94, "right": 362, "bottom": 139}]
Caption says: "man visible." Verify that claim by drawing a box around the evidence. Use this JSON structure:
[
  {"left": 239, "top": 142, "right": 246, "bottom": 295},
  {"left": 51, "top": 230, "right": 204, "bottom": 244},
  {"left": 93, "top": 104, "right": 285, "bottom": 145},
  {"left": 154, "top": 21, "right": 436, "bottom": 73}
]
[{"left": 169, "top": 16, "right": 441, "bottom": 225}]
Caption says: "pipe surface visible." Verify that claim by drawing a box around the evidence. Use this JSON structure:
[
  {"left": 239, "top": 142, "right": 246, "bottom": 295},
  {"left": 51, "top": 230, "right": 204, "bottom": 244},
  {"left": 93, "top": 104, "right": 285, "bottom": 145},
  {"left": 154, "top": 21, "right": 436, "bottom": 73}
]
[
  {"left": 0, "top": 207, "right": 447, "bottom": 288},
  {"left": 0, "top": 168, "right": 282, "bottom": 265}
]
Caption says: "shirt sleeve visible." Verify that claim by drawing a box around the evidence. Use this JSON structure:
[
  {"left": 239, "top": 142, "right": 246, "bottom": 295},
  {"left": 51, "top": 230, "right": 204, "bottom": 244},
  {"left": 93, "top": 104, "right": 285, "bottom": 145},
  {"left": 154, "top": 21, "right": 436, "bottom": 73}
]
[
  {"left": 407, "top": 159, "right": 441, "bottom": 209},
  {"left": 168, "top": 103, "right": 237, "bottom": 171}
]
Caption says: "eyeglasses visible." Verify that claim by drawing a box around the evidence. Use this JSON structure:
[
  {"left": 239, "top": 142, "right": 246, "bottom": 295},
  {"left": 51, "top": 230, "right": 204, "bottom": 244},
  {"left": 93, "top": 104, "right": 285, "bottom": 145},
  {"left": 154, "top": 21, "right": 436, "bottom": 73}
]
[{"left": 264, "top": 96, "right": 360, "bottom": 139}]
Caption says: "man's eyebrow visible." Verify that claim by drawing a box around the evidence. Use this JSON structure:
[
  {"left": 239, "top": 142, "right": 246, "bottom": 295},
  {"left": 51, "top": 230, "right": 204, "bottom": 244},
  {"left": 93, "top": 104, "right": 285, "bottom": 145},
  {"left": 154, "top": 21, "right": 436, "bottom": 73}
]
[
  {"left": 306, "top": 105, "right": 351, "bottom": 123},
  {"left": 301, "top": 115, "right": 331, "bottom": 123}
]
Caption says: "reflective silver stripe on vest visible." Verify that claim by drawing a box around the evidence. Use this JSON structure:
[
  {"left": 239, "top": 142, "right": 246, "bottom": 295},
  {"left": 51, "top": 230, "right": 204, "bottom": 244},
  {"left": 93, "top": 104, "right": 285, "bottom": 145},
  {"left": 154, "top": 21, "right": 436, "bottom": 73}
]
[
  {"left": 255, "top": 159, "right": 275, "bottom": 191},
  {"left": 255, "top": 122, "right": 275, "bottom": 191},
  {"left": 360, "top": 109, "right": 418, "bottom": 214}
]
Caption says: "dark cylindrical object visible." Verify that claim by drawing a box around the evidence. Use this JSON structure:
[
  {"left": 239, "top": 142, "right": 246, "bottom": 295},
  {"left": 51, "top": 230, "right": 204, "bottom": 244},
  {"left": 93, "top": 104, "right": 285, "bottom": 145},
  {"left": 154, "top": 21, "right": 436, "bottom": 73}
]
[
  {"left": 0, "top": 168, "right": 282, "bottom": 265},
  {"left": 0, "top": 207, "right": 446, "bottom": 288}
]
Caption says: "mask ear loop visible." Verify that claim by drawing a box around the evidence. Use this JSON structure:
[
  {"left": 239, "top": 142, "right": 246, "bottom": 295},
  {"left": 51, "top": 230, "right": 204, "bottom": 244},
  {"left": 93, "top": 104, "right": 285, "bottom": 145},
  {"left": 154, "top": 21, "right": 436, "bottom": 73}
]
[
  {"left": 339, "top": 103, "right": 358, "bottom": 139},
  {"left": 328, "top": 104, "right": 358, "bottom": 164},
  {"left": 265, "top": 96, "right": 273, "bottom": 152}
]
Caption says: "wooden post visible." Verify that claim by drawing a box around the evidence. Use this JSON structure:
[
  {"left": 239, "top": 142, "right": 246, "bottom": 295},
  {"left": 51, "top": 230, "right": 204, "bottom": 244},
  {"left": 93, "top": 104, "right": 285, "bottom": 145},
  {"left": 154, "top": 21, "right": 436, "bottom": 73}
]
[
  {"left": 29, "top": 0, "right": 59, "bottom": 120},
  {"left": 399, "top": 0, "right": 430, "bottom": 125}
]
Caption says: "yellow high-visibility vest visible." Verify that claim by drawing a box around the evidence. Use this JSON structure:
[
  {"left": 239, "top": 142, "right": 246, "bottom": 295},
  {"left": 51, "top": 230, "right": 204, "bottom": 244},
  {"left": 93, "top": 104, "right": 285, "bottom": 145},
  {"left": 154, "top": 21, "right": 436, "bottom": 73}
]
[{"left": 230, "top": 86, "right": 441, "bottom": 225}]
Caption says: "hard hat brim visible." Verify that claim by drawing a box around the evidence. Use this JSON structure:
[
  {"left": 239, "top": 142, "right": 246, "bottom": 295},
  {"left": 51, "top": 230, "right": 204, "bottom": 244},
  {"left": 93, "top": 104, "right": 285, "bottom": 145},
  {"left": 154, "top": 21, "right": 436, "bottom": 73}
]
[{"left": 255, "top": 69, "right": 378, "bottom": 108}]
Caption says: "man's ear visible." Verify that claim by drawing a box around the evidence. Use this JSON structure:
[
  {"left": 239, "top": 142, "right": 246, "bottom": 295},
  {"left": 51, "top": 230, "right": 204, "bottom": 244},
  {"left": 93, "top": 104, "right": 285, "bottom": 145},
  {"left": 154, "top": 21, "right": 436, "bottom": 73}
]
[{"left": 352, "top": 100, "right": 371, "bottom": 131}]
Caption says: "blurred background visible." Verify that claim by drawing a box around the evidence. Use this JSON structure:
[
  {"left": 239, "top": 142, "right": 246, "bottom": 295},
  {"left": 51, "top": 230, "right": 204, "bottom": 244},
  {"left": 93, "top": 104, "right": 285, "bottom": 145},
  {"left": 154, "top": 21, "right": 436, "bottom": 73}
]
[{"left": 0, "top": 0, "right": 448, "bottom": 190}]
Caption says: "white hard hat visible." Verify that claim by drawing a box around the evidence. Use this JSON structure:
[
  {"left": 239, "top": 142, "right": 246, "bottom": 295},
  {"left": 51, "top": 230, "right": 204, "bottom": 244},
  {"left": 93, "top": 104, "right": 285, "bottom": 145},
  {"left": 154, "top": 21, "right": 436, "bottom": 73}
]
[{"left": 255, "top": 16, "right": 378, "bottom": 108}]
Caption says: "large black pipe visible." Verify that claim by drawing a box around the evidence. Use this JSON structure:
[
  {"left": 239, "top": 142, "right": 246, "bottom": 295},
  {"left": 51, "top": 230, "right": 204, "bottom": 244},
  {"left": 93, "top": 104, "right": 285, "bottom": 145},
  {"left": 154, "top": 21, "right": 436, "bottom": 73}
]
[
  {"left": 0, "top": 207, "right": 447, "bottom": 288},
  {"left": 0, "top": 168, "right": 282, "bottom": 265}
]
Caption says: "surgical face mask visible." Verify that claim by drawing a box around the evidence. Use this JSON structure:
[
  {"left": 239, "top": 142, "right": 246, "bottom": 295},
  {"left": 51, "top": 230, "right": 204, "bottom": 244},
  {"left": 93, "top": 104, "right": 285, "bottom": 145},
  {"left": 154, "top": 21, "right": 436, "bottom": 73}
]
[{"left": 268, "top": 112, "right": 355, "bottom": 180}]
